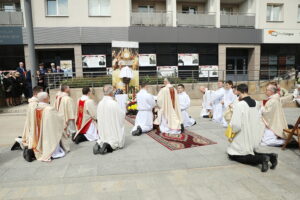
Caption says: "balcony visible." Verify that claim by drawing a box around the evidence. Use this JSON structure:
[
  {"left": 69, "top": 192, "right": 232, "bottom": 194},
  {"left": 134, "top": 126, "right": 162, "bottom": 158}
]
[
  {"left": 0, "top": 9, "right": 23, "bottom": 26},
  {"left": 220, "top": 13, "right": 255, "bottom": 28},
  {"left": 131, "top": 11, "right": 172, "bottom": 27},
  {"left": 177, "top": 12, "right": 216, "bottom": 27}
]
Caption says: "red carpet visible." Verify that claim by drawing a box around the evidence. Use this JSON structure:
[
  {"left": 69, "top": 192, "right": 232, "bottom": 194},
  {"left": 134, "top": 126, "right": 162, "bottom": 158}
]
[{"left": 126, "top": 115, "right": 216, "bottom": 151}]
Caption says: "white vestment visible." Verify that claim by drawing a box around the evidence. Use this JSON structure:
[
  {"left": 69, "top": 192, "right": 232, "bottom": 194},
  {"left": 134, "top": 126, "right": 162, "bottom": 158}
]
[
  {"left": 131, "top": 89, "right": 156, "bottom": 133},
  {"left": 154, "top": 84, "right": 183, "bottom": 134},
  {"left": 260, "top": 94, "right": 288, "bottom": 147},
  {"left": 293, "top": 88, "right": 300, "bottom": 105},
  {"left": 34, "top": 102, "right": 65, "bottom": 161},
  {"left": 54, "top": 92, "right": 76, "bottom": 152},
  {"left": 74, "top": 95, "right": 99, "bottom": 141},
  {"left": 261, "top": 129, "right": 285, "bottom": 146},
  {"left": 97, "top": 96, "right": 125, "bottom": 149},
  {"left": 212, "top": 87, "right": 225, "bottom": 123},
  {"left": 115, "top": 94, "right": 128, "bottom": 114},
  {"left": 22, "top": 96, "right": 39, "bottom": 148},
  {"left": 200, "top": 89, "right": 214, "bottom": 117},
  {"left": 178, "top": 92, "right": 195, "bottom": 127},
  {"left": 227, "top": 99, "right": 264, "bottom": 156},
  {"left": 222, "top": 89, "right": 237, "bottom": 127},
  {"left": 119, "top": 66, "right": 133, "bottom": 79}
]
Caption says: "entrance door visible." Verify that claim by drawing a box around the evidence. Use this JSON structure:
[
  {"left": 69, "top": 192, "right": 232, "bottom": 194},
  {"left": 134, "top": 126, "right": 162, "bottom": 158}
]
[{"left": 226, "top": 56, "right": 248, "bottom": 81}]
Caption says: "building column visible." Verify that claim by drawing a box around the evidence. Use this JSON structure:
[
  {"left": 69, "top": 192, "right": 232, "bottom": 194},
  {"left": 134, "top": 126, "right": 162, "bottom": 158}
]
[
  {"left": 215, "top": 0, "right": 220, "bottom": 28},
  {"left": 218, "top": 44, "right": 226, "bottom": 80},
  {"left": 248, "top": 45, "right": 261, "bottom": 81},
  {"left": 74, "top": 44, "right": 83, "bottom": 77},
  {"left": 167, "top": 0, "right": 176, "bottom": 27}
]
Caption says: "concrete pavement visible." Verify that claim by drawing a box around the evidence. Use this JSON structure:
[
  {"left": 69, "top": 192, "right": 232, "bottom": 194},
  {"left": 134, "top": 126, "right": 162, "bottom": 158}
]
[{"left": 0, "top": 106, "right": 299, "bottom": 200}]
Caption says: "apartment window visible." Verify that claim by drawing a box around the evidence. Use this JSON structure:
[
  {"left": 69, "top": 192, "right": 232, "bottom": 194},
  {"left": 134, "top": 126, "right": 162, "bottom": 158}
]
[
  {"left": 298, "top": 5, "right": 300, "bottom": 21},
  {"left": 182, "top": 6, "right": 197, "bottom": 14},
  {"left": 267, "top": 4, "right": 283, "bottom": 22},
  {"left": 46, "top": 0, "right": 68, "bottom": 16},
  {"left": 89, "top": 0, "right": 111, "bottom": 16},
  {"left": 138, "top": 5, "right": 154, "bottom": 13},
  {"left": 3, "top": 3, "right": 16, "bottom": 12},
  {"left": 221, "top": 7, "right": 234, "bottom": 15}
]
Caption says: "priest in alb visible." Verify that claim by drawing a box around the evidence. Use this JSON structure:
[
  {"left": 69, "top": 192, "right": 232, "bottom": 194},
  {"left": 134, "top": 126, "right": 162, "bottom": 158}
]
[
  {"left": 211, "top": 81, "right": 225, "bottom": 123},
  {"left": 131, "top": 81, "right": 156, "bottom": 136},
  {"left": 177, "top": 84, "right": 196, "bottom": 128},
  {"left": 31, "top": 92, "right": 65, "bottom": 162},
  {"left": 154, "top": 78, "right": 183, "bottom": 134},
  {"left": 20, "top": 86, "right": 43, "bottom": 149},
  {"left": 199, "top": 86, "right": 214, "bottom": 118},
  {"left": 54, "top": 85, "right": 76, "bottom": 152},
  {"left": 73, "top": 87, "right": 99, "bottom": 144},
  {"left": 222, "top": 80, "right": 237, "bottom": 127},
  {"left": 93, "top": 85, "right": 125, "bottom": 155},
  {"left": 261, "top": 84, "right": 287, "bottom": 146}
]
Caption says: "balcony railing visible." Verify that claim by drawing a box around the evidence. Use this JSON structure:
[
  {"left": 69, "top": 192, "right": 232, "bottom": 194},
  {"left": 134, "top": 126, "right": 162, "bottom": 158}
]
[
  {"left": 177, "top": 12, "right": 216, "bottom": 27},
  {"left": 220, "top": 13, "right": 255, "bottom": 28},
  {"left": 131, "top": 11, "right": 172, "bottom": 27},
  {"left": 0, "top": 9, "right": 23, "bottom": 26}
]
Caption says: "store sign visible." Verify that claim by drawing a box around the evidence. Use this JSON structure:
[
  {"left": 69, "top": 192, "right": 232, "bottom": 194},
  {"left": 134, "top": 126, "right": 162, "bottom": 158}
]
[
  {"left": 0, "top": 27, "right": 23, "bottom": 44},
  {"left": 263, "top": 29, "right": 300, "bottom": 43}
]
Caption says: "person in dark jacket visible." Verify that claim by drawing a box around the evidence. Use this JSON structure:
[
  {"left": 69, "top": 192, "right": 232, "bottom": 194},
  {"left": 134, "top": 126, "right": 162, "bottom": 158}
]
[{"left": 2, "top": 72, "right": 13, "bottom": 106}]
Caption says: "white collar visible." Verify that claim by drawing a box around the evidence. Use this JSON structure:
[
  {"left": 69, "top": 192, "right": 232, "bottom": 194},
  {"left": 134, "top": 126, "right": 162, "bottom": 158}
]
[{"left": 80, "top": 95, "right": 89, "bottom": 101}]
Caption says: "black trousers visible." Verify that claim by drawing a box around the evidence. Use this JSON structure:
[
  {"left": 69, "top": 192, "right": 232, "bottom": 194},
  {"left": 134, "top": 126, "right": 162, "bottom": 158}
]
[{"left": 228, "top": 152, "right": 272, "bottom": 165}]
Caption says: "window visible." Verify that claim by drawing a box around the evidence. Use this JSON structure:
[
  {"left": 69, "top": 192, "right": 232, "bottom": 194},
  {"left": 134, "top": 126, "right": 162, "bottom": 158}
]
[
  {"left": 267, "top": 4, "right": 283, "bottom": 22},
  {"left": 182, "top": 6, "right": 197, "bottom": 14},
  {"left": 3, "top": 3, "right": 16, "bottom": 12},
  {"left": 89, "top": 0, "right": 111, "bottom": 16},
  {"left": 138, "top": 5, "right": 154, "bottom": 13},
  {"left": 221, "top": 7, "right": 234, "bottom": 15},
  {"left": 298, "top": 5, "right": 300, "bottom": 21},
  {"left": 46, "top": 0, "right": 68, "bottom": 16}
]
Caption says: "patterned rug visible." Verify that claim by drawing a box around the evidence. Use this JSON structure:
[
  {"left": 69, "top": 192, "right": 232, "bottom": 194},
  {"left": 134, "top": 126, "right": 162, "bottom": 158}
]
[{"left": 126, "top": 115, "right": 217, "bottom": 151}]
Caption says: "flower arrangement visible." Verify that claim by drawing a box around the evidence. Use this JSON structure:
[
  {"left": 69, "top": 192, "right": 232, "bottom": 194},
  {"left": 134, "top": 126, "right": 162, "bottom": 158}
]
[{"left": 127, "top": 93, "right": 138, "bottom": 115}]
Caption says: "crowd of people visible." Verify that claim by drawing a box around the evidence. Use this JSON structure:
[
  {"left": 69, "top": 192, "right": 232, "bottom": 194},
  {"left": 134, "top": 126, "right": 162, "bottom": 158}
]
[
  {"left": 0, "top": 62, "right": 66, "bottom": 107},
  {"left": 10, "top": 77, "right": 298, "bottom": 173}
]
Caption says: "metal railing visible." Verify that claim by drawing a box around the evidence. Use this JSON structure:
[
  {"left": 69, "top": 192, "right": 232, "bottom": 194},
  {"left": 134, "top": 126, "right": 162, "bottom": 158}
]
[
  {"left": 131, "top": 11, "right": 173, "bottom": 27},
  {"left": 177, "top": 12, "right": 216, "bottom": 27},
  {"left": 220, "top": 13, "right": 255, "bottom": 28},
  {"left": 44, "top": 69, "right": 296, "bottom": 90},
  {"left": 0, "top": 9, "right": 23, "bottom": 26}
]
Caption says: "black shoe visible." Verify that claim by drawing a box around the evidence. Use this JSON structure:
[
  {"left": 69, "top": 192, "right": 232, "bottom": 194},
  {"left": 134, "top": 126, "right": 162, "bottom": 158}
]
[
  {"left": 203, "top": 115, "right": 209, "bottom": 118},
  {"left": 23, "top": 147, "right": 28, "bottom": 159},
  {"left": 93, "top": 143, "right": 101, "bottom": 155},
  {"left": 181, "top": 124, "right": 184, "bottom": 133},
  {"left": 132, "top": 126, "right": 142, "bottom": 136},
  {"left": 11, "top": 141, "right": 22, "bottom": 151},
  {"left": 100, "top": 143, "right": 112, "bottom": 155},
  {"left": 269, "top": 153, "right": 278, "bottom": 170},
  {"left": 74, "top": 134, "right": 88, "bottom": 144},
  {"left": 261, "top": 155, "right": 270, "bottom": 172},
  {"left": 24, "top": 148, "right": 36, "bottom": 162},
  {"left": 193, "top": 121, "right": 197, "bottom": 126}
]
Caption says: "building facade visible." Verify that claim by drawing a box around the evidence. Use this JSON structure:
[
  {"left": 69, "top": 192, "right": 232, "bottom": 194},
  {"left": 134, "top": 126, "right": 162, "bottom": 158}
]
[{"left": 0, "top": 0, "right": 300, "bottom": 81}]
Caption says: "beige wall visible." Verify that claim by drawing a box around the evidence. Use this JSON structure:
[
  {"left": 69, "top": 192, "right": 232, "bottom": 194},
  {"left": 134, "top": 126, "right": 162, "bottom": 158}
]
[
  {"left": 256, "top": 0, "right": 300, "bottom": 29},
  {"left": 22, "top": 0, "right": 131, "bottom": 27}
]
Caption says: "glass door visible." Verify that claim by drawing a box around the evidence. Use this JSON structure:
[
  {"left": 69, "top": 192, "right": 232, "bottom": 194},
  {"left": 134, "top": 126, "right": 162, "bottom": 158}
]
[{"left": 226, "top": 56, "right": 248, "bottom": 81}]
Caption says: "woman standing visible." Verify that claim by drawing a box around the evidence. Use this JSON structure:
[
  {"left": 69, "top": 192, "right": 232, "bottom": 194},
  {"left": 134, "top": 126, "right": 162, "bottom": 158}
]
[
  {"left": 2, "top": 72, "right": 13, "bottom": 107},
  {"left": 36, "top": 70, "right": 45, "bottom": 90}
]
